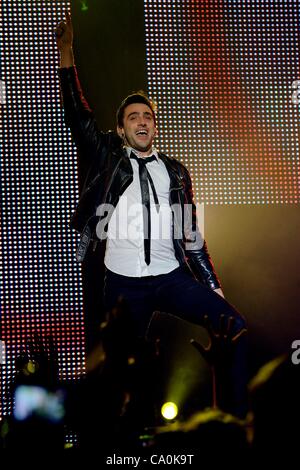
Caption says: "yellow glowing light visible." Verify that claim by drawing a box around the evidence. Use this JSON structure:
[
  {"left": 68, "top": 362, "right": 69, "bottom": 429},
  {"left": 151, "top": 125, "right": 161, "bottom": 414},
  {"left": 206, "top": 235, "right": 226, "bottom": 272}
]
[{"left": 161, "top": 402, "right": 178, "bottom": 420}]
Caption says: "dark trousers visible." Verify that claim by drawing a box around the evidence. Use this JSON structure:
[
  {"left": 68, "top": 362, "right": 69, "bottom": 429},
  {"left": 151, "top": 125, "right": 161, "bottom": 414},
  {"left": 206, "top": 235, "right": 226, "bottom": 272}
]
[{"left": 104, "top": 266, "right": 248, "bottom": 418}]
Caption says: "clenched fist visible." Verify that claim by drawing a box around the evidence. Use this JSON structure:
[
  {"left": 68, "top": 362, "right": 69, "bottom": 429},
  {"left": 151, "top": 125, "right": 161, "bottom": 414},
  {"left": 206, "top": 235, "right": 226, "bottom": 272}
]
[
  {"left": 55, "top": 11, "right": 73, "bottom": 51},
  {"left": 55, "top": 11, "right": 74, "bottom": 68}
]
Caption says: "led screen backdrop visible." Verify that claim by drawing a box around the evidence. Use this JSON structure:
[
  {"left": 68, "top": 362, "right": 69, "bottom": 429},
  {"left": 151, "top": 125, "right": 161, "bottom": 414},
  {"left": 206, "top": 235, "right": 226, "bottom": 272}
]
[
  {"left": 145, "top": 0, "right": 300, "bottom": 205},
  {"left": 0, "top": 0, "right": 85, "bottom": 417}
]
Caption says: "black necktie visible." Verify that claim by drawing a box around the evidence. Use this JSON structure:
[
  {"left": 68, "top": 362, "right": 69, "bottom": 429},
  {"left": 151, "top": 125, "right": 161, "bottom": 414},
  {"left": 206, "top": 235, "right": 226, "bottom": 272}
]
[{"left": 130, "top": 152, "right": 160, "bottom": 265}]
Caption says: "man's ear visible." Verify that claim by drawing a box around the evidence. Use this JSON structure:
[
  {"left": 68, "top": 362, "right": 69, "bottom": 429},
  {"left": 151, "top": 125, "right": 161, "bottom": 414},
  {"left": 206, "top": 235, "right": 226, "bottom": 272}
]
[{"left": 117, "top": 126, "right": 124, "bottom": 138}]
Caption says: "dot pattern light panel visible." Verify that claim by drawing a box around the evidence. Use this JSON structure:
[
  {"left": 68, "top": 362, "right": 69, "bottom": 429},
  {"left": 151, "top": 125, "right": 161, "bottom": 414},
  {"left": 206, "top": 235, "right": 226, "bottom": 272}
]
[
  {"left": 144, "top": 0, "right": 300, "bottom": 205},
  {"left": 1, "top": 0, "right": 85, "bottom": 417}
]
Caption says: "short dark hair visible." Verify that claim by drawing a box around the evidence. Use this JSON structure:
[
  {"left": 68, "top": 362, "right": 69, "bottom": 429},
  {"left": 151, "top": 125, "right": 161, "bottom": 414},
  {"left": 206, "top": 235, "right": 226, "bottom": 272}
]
[{"left": 116, "top": 90, "right": 157, "bottom": 127}]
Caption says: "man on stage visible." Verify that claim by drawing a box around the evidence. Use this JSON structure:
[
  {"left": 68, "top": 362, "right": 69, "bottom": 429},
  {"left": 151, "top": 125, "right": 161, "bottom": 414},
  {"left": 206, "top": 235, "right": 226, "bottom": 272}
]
[{"left": 55, "top": 11, "right": 247, "bottom": 419}]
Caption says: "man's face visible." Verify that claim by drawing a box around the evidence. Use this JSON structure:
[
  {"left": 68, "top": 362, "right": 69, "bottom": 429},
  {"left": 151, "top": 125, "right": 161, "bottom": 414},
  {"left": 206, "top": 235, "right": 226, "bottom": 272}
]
[{"left": 117, "top": 103, "right": 157, "bottom": 156}]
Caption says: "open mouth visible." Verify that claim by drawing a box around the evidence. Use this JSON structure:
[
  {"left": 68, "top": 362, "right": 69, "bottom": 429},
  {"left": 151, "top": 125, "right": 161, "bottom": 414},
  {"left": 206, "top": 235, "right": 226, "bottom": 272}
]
[{"left": 136, "top": 130, "right": 148, "bottom": 136}]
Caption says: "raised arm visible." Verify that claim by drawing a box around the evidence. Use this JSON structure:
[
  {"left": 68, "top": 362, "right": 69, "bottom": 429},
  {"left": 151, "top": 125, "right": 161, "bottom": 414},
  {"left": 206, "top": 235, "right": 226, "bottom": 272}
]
[
  {"left": 55, "top": 11, "right": 75, "bottom": 68},
  {"left": 55, "top": 11, "right": 105, "bottom": 176}
]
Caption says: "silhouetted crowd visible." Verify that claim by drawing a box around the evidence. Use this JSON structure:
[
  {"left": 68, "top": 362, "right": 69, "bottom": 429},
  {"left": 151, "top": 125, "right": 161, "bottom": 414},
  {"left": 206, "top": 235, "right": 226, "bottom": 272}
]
[{"left": 0, "top": 301, "right": 299, "bottom": 465}]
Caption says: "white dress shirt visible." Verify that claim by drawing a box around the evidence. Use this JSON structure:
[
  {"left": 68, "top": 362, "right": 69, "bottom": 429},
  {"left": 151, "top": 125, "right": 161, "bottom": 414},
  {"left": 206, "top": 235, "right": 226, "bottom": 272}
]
[{"left": 104, "top": 146, "right": 179, "bottom": 276}]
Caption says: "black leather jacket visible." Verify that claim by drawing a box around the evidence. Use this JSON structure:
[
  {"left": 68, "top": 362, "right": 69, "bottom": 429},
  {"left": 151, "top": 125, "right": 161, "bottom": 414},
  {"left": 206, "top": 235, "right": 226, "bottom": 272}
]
[{"left": 58, "top": 67, "right": 221, "bottom": 290}]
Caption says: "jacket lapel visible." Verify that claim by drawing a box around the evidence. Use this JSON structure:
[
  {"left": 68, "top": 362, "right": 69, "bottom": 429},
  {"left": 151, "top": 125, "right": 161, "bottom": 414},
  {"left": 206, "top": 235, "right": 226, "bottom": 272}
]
[{"left": 158, "top": 152, "right": 184, "bottom": 190}]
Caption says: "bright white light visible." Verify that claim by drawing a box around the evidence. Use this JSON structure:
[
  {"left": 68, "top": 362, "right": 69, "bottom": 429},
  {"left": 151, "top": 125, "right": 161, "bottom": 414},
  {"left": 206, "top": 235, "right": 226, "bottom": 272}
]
[{"left": 161, "top": 402, "right": 178, "bottom": 420}]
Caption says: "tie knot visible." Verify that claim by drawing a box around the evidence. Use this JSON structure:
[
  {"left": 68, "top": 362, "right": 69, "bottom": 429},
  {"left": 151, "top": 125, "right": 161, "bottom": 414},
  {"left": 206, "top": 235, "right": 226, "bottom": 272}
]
[{"left": 130, "top": 152, "right": 157, "bottom": 165}]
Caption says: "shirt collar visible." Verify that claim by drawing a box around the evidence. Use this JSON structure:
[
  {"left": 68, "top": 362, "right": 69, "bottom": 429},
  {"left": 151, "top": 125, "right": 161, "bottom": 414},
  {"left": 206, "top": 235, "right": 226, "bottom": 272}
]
[{"left": 125, "top": 146, "right": 159, "bottom": 161}]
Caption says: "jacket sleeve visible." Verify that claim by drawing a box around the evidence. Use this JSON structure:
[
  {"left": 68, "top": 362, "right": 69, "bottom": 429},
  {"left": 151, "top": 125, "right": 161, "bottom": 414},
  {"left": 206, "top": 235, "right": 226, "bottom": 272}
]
[
  {"left": 58, "top": 66, "right": 105, "bottom": 169},
  {"left": 182, "top": 167, "right": 221, "bottom": 290}
]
